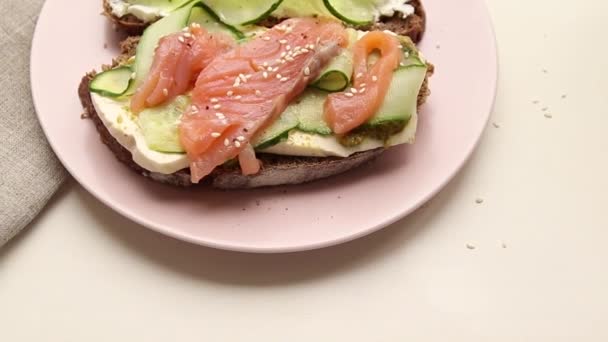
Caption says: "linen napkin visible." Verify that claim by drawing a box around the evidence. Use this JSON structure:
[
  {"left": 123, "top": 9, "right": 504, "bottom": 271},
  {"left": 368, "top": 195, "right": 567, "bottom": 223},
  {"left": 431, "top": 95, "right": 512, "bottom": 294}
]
[{"left": 0, "top": 0, "right": 67, "bottom": 246}]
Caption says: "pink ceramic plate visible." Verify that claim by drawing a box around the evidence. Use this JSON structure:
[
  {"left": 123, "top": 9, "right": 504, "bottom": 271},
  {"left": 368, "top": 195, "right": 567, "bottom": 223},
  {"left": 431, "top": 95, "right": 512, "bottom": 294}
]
[{"left": 31, "top": 0, "right": 497, "bottom": 253}]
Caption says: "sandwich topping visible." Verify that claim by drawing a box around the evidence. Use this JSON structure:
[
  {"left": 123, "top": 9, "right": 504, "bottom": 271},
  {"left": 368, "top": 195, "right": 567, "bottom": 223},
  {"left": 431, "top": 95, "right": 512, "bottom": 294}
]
[{"left": 91, "top": 0, "right": 430, "bottom": 183}]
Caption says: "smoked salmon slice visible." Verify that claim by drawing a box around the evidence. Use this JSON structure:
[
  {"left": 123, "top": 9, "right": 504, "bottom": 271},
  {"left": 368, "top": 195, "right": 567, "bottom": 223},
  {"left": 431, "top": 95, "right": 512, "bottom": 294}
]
[
  {"left": 179, "top": 18, "right": 348, "bottom": 183},
  {"left": 324, "top": 31, "right": 402, "bottom": 134},
  {"left": 130, "top": 24, "right": 235, "bottom": 114}
]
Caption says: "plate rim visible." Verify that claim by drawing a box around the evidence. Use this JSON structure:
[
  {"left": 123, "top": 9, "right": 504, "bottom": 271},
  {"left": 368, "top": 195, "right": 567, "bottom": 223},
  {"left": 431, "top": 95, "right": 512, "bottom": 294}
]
[{"left": 30, "top": 0, "right": 498, "bottom": 253}]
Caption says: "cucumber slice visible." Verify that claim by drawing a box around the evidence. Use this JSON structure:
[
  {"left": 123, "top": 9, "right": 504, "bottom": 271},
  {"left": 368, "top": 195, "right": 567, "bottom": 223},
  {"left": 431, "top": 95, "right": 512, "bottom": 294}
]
[
  {"left": 138, "top": 95, "right": 190, "bottom": 153},
  {"left": 188, "top": 3, "right": 244, "bottom": 39},
  {"left": 367, "top": 64, "right": 427, "bottom": 126},
  {"left": 272, "top": 0, "right": 332, "bottom": 18},
  {"left": 203, "top": 0, "right": 285, "bottom": 26},
  {"left": 323, "top": 0, "right": 376, "bottom": 26},
  {"left": 312, "top": 29, "right": 357, "bottom": 92},
  {"left": 252, "top": 111, "right": 299, "bottom": 149},
  {"left": 292, "top": 90, "right": 333, "bottom": 135},
  {"left": 89, "top": 67, "right": 133, "bottom": 97}
]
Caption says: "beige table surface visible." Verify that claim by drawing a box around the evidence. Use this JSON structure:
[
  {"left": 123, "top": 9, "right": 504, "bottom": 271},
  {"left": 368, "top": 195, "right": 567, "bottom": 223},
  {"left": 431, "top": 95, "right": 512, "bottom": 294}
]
[{"left": 2, "top": 0, "right": 608, "bottom": 340}]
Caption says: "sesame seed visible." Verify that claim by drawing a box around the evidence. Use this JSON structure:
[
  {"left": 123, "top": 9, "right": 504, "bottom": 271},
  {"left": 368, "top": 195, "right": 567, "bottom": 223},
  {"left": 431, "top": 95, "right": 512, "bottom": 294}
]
[
  {"left": 345, "top": 93, "right": 354, "bottom": 97},
  {"left": 162, "top": 88, "right": 169, "bottom": 96},
  {"left": 263, "top": 72, "right": 268, "bottom": 79},
  {"left": 286, "top": 45, "right": 291, "bottom": 50},
  {"left": 280, "top": 77, "right": 289, "bottom": 82},
  {"left": 262, "top": 36, "right": 271, "bottom": 41},
  {"left": 211, "top": 132, "right": 221, "bottom": 138},
  {"left": 356, "top": 73, "right": 363, "bottom": 79},
  {"left": 213, "top": 104, "right": 221, "bottom": 109},
  {"left": 130, "top": 72, "right": 136, "bottom": 79},
  {"left": 227, "top": 90, "right": 234, "bottom": 97},
  {"left": 216, "top": 112, "right": 225, "bottom": 119},
  {"left": 279, "top": 39, "right": 287, "bottom": 44},
  {"left": 475, "top": 198, "right": 484, "bottom": 204},
  {"left": 309, "top": 44, "right": 316, "bottom": 50},
  {"left": 182, "top": 27, "right": 189, "bottom": 32},
  {"left": 272, "top": 67, "right": 279, "bottom": 72},
  {"left": 466, "top": 243, "right": 476, "bottom": 250},
  {"left": 276, "top": 74, "right": 282, "bottom": 79},
  {"left": 210, "top": 98, "right": 219, "bottom": 103},
  {"left": 372, "top": 75, "right": 378, "bottom": 82},
  {"left": 183, "top": 32, "right": 192, "bottom": 38},
  {"left": 360, "top": 83, "right": 366, "bottom": 87},
  {"left": 237, "top": 136, "right": 246, "bottom": 142},
  {"left": 275, "top": 59, "right": 282, "bottom": 64},
  {"left": 280, "top": 52, "right": 287, "bottom": 58},
  {"left": 245, "top": 74, "right": 252, "bottom": 79},
  {"left": 235, "top": 95, "right": 242, "bottom": 100},
  {"left": 262, "top": 62, "right": 269, "bottom": 68},
  {"left": 304, "top": 67, "right": 310, "bottom": 76},
  {"left": 178, "top": 36, "right": 185, "bottom": 43},
  {"left": 234, "top": 77, "right": 241, "bottom": 87},
  {"left": 359, "top": 88, "right": 366, "bottom": 93},
  {"left": 281, "top": 60, "right": 286, "bottom": 64},
  {"left": 301, "top": 48, "right": 309, "bottom": 53},
  {"left": 255, "top": 90, "right": 262, "bottom": 96},
  {"left": 234, "top": 141, "right": 241, "bottom": 148},
  {"left": 267, "top": 66, "right": 273, "bottom": 72},
  {"left": 285, "top": 56, "right": 294, "bottom": 61},
  {"left": 239, "top": 74, "right": 248, "bottom": 82},
  {"left": 544, "top": 113, "right": 553, "bottom": 119},
  {"left": 350, "top": 88, "right": 358, "bottom": 94},
  {"left": 224, "top": 139, "right": 230, "bottom": 146},
  {"left": 190, "top": 105, "right": 199, "bottom": 112}
]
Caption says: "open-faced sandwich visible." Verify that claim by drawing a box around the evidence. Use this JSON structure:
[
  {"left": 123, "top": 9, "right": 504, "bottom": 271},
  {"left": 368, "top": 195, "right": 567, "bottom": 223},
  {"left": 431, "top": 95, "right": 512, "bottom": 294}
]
[{"left": 79, "top": 0, "right": 433, "bottom": 189}]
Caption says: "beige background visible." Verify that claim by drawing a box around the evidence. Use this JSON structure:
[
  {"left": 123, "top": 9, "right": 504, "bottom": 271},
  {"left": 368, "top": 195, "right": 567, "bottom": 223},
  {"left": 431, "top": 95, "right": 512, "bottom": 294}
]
[{"left": 2, "top": 0, "right": 608, "bottom": 340}]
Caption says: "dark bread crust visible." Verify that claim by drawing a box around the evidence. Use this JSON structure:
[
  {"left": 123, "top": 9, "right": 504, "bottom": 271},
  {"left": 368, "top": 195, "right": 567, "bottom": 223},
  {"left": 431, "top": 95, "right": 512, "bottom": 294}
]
[{"left": 103, "top": 0, "right": 427, "bottom": 43}]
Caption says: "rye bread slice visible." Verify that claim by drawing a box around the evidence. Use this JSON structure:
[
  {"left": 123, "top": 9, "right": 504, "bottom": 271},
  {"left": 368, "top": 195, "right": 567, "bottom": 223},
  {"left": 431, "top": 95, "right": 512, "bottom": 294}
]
[
  {"left": 102, "top": 0, "right": 427, "bottom": 44},
  {"left": 79, "top": 31, "right": 433, "bottom": 189}
]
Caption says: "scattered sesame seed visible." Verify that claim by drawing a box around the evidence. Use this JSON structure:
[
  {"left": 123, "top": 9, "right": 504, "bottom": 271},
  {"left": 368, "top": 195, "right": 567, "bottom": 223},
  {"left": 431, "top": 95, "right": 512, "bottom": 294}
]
[
  {"left": 541, "top": 107, "right": 548, "bottom": 111},
  {"left": 210, "top": 98, "right": 219, "bottom": 103},
  {"left": 350, "top": 88, "right": 358, "bottom": 94},
  {"left": 345, "top": 93, "right": 354, "bottom": 97},
  {"left": 237, "top": 136, "right": 246, "bottom": 142},
  {"left": 276, "top": 74, "right": 282, "bottom": 79},
  {"left": 255, "top": 90, "right": 262, "bottom": 96},
  {"left": 475, "top": 198, "right": 484, "bottom": 204},
  {"left": 267, "top": 66, "right": 274, "bottom": 72},
  {"left": 272, "top": 67, "right": 279, "bottom": 72},
  {"left": 285, "top": 56, "right": 294, "bottom": 61},
  {"left": 234, "top": 77, "right": 241, "bottom": 87},
  {"left": 383, "top": 30, "right": 397, "bottom": 36},
  {"left": 183, "top": 32, "right": 192, "bottom": 38},
  {"left": 533, "top": 100, "right": 539, "bottom": 104},
  {"left": 561, "top": 94, "right": 568, "bottom": 99},
  {"left": 544, "top": 113, "right": 553, "bottom": 119},
  {"left": 280, "top": 77, "right": 289, "bottom": 82},
  {"left": 301, "top": 48, "right": 309, "bottom": 53},
  {"left": 466, "top": 243, "right": 476, "bottom": 250},
  {"left": 279, "top": 39, "right": 287, "bottom": 44},
  {"left": 245, "top": 74, "right": 252, "bottom": 79},
  {"left": 234, "top": 141, "right": 241, "bottom": 148},
  {"left": 239, "top": 74, "right": 248, "bottom": 82},
  {"left": 190, "top": 105, "right": 199, "bottom": 112},
  {"left": 492, "top": 122, "right": 500, "bottom": 128},
  {"left": 162, "top": 88, "right": 169, "bottom": 96},
  {"left": 235, "top": 95, "right": 242, "bottom": 100},
  {"left": 213, "top": 104, "right": 221, "bottom": 109},
  {"left": 372, "top": 76, "right": 378, "bottom": 82},
  {"left": 227, "top": 90, "right": 234, "bottom": 97},
  {"left": 224, "top": 139, "right": 230, "bottom": 146},
  {"left": 360, "top": 83, "right": 366, "bottom": 87},
  {"left": 130, "top": 72, "right": 136, "bottom": 79},
  {"left": 263, "top": 72, "right": 268, "bottom": 79},
  {"left": 262, "top": 36, "right": 271, "bottom": 41},
  {"left": 359, "top": 88, "right": 366, "bottom": 93},
  {"left": 263, "top": 62, "right": 269, "bottom": 67},
  {"left": 211, "top": 132, "right": 221, "bottom": 138},
  {"left": 178, "top": 36, "right": 185, "bottom": 43},
  {"left": 356, "top": 73, "right": 363, "bottom": 79},
  {"left": 280, "top": 52, "right": 287, "bottom": 58},
  {"left": 304, "top": 67, "right": 310, "bottom": 76},
  {"left": 215, "top": 112, "right": 225, "bottom": 119},
  {"left": 281, "top": 60, "right": 286, "bottom": 64},
  {"left": 501, "top": 242, "right": 507, "bottom": 248},
  {"left": 309, "top": 44, "right": 316, "bottom": 50},
  {"left": 286, "top": 45, "right": 291, "bottom": 50}
]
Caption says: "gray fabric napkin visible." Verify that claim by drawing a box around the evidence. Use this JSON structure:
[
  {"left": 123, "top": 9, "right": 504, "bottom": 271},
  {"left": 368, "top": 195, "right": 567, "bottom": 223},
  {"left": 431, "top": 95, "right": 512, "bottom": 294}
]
[{"left": 0, "top": 0, "right": 67, "bottom": 246}]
